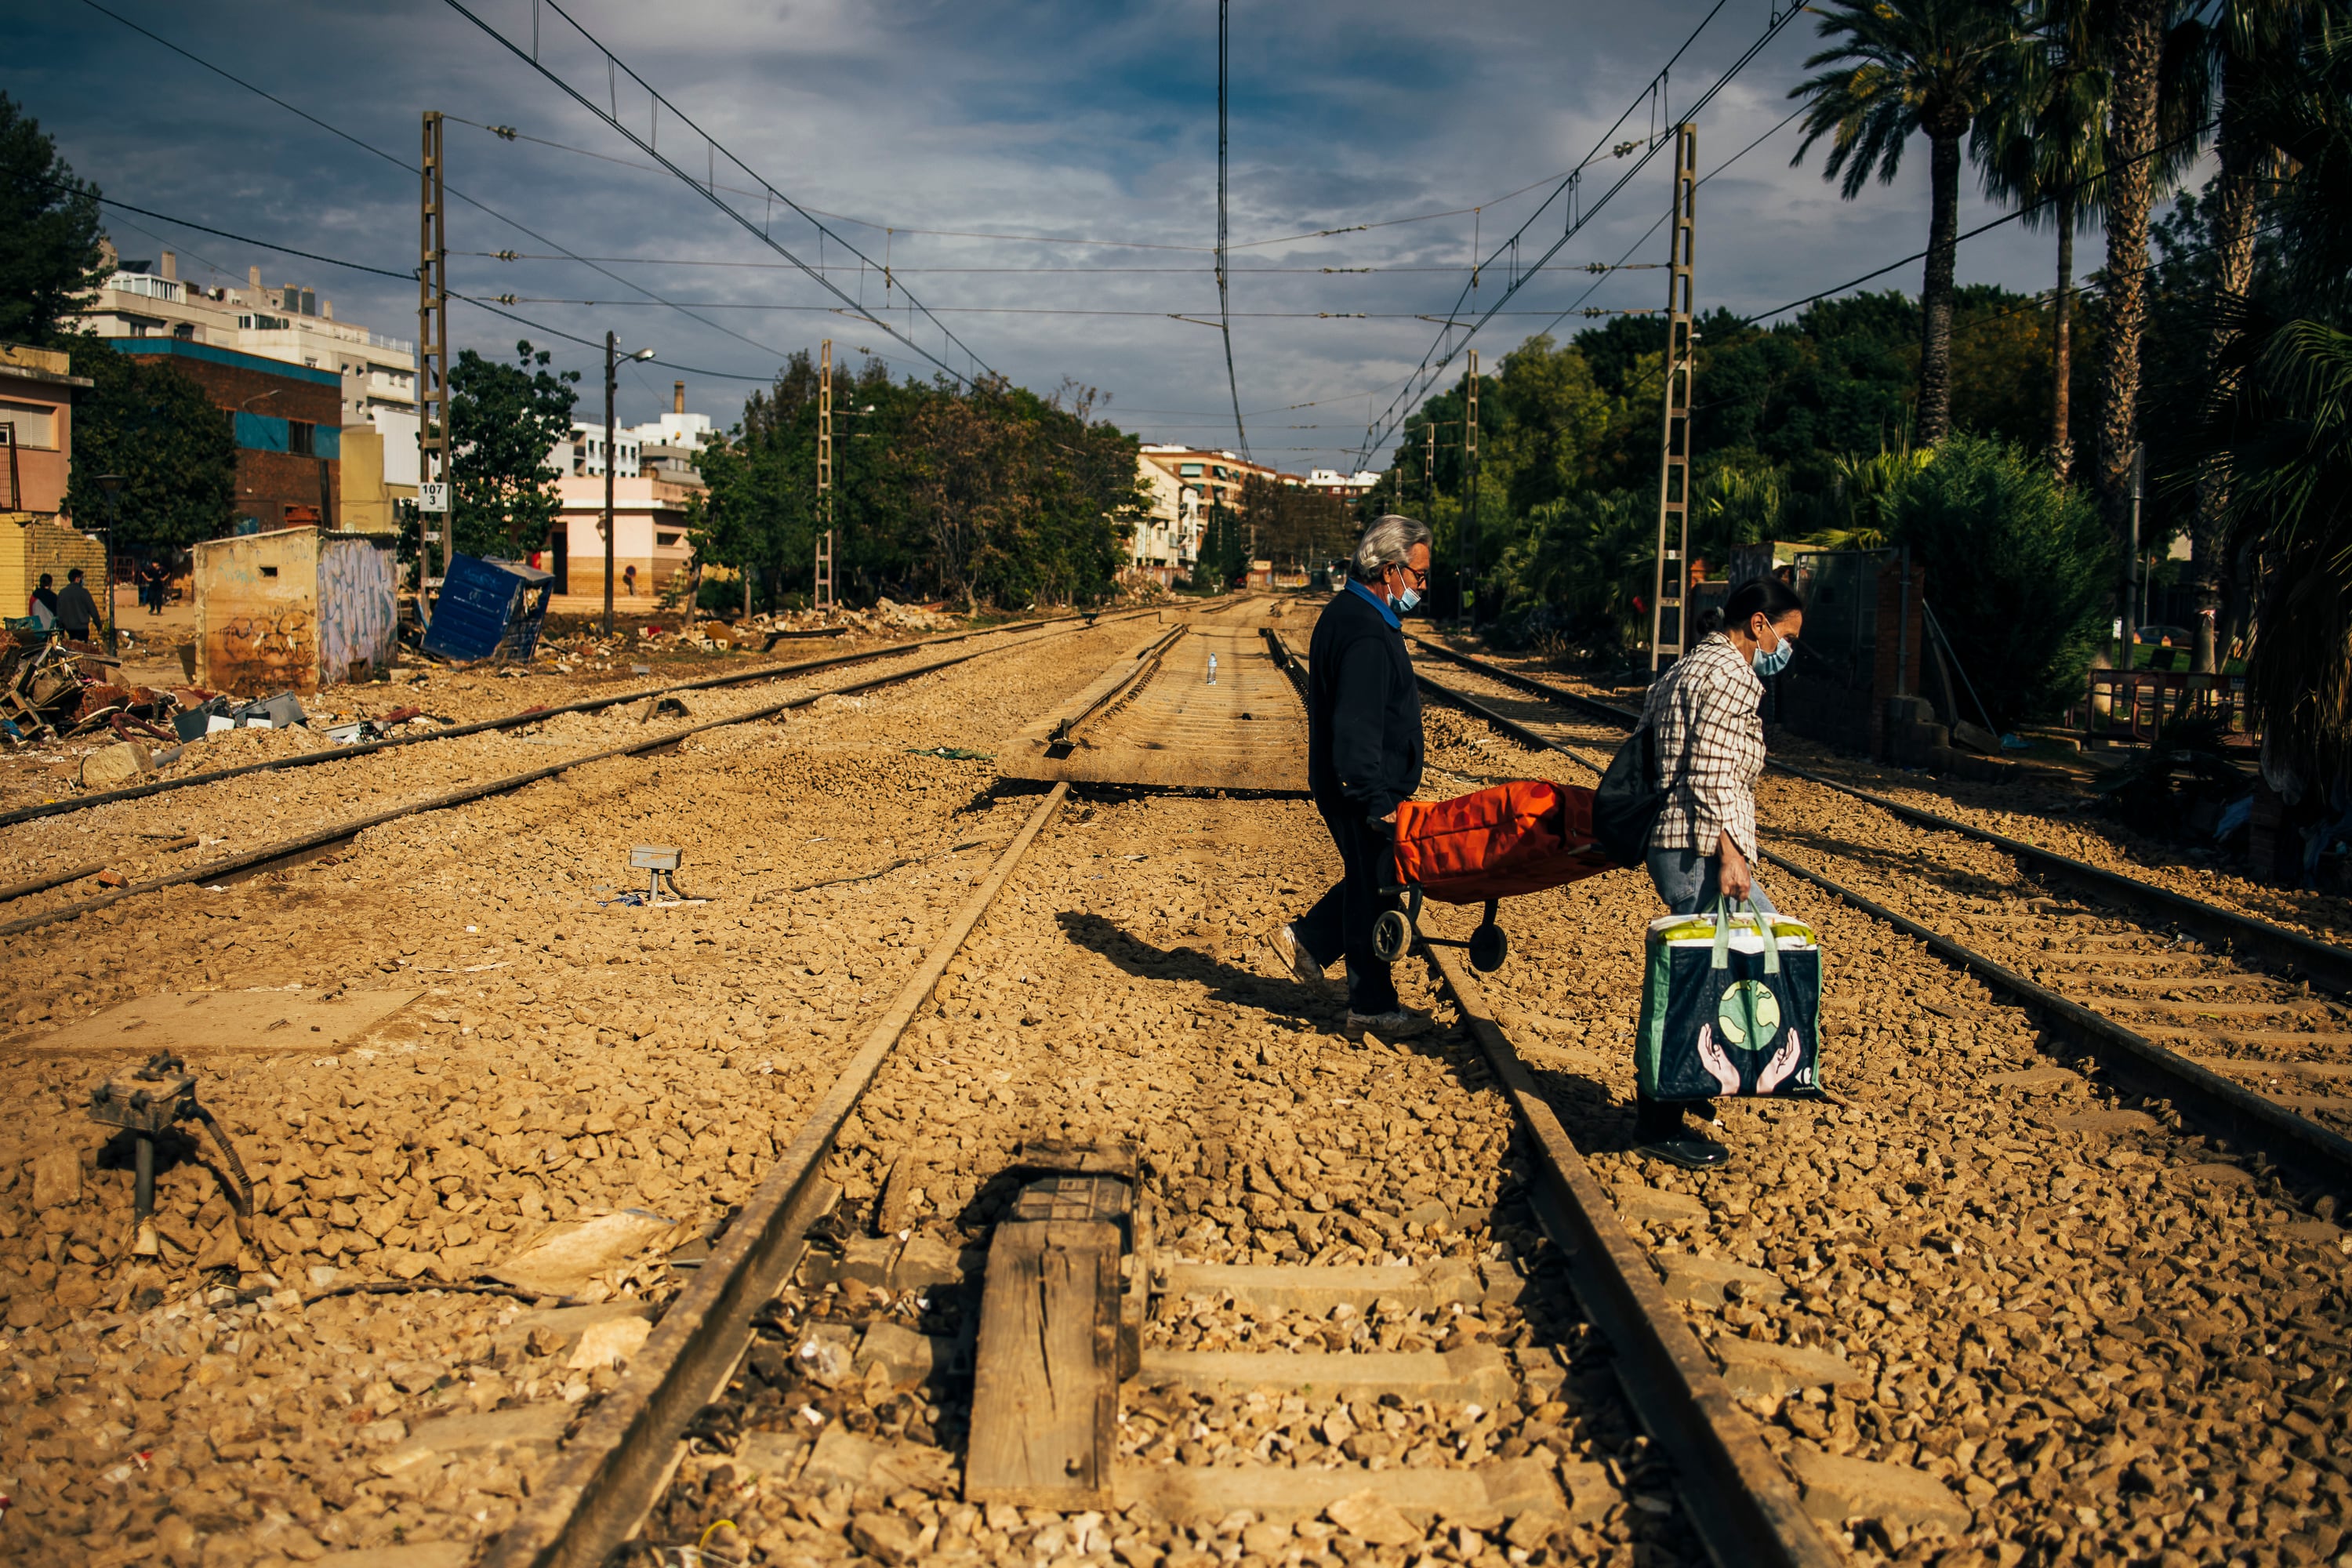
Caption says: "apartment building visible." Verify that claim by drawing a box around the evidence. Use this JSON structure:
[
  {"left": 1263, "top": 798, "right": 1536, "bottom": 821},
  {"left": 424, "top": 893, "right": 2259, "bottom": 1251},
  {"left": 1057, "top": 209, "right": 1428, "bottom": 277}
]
[
  {"left": 79, "top": 249, "right": 417, "bottom": 434},
  {"left": 1306, "top": 466, "right": 1383, "bottom": 501}
]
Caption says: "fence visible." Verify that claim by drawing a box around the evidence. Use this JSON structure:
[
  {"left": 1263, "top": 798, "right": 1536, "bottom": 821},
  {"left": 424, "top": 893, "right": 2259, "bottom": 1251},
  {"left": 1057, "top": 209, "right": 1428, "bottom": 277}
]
[{"left": 2074, "top": 669, "right": 2250, "bottom": 742}]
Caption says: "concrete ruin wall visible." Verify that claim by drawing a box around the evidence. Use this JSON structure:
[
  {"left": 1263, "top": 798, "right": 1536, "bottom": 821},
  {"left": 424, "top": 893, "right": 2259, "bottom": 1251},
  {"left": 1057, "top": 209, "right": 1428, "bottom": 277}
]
[
  {"left": 314, "top": 533, "right": 398, "bottom": 685},
  {"left": 195, "top": 528, "right": 324, "bottom": 693}
]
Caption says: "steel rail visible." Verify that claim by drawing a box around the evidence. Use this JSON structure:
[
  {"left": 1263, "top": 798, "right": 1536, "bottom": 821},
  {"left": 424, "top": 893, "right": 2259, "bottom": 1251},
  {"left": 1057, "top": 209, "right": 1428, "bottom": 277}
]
[
  {"left": 1405, "top": 635, "right": 2352, "bottom": 994},
  {"left": 0, "top": 614, "right": 1101, "bottom": 833},
  {"left": 1425, "top": 937, "right": 1841, "bottom": 1568},
  {"left": 1413, "top": 667, "right": 2352, "bottom": 1198},
  {"left": 481, "top": 782, "right": 1071, "bottom": 1568},
  {"left": 1265, "top": 626, "right": 1838, "bottom": 1567},
  {"left": 0, "top": 619, "right": 1116, "bottom": 942}
]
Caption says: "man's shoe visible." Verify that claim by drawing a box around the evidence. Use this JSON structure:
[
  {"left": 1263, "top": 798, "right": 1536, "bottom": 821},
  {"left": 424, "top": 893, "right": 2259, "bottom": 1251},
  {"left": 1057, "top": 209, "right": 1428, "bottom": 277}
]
[
  {"left": 1635, "top": 1134, "right": 1733, "bottom": 1171},
  {"left": 1264, "top": 924, "right": 1330, "bottom": 994},
  {"left": 1344, "top": 1007, "right": 1432, "bottom": 1043}
]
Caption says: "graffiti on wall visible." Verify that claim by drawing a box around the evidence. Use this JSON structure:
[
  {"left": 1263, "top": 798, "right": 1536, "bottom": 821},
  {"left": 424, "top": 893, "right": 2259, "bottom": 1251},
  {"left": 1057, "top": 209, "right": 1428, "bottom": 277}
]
[{"left": 316, "top": 536, "right": 397, "bottom": 683}]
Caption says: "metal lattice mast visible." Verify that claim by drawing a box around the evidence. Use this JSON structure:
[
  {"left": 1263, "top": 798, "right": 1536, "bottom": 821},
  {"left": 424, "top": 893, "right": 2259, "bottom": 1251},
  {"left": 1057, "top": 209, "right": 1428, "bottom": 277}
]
[
  {"left": 1648, "top": 122, "right": 1697, "bottom": 677},
  {"left": 815, "top": 338, "right": 835, "bottom": 612},
  {"left": 416, "top": 111, "right": 451, "bottom": 609},
  {"left": 1464, "top": 349, "right": 1479, "bottom": 630}
]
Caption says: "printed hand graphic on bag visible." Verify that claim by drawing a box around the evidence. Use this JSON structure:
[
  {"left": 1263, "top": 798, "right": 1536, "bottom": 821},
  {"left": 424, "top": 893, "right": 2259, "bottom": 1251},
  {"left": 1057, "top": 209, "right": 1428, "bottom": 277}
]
[{"left": 1638, "top": 898, "right": 1825, "bottom": 1102}]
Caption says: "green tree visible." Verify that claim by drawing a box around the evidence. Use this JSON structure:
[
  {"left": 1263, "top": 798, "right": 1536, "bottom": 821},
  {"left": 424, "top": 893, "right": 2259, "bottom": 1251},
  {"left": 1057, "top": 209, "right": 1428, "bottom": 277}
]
[
  {"left": 1890, "top": 434, "right": 2114, "bottom": 726},
  {"left": 1790, "top": 0, "right": 2024, "bottom": 444},
  {"left": 1973, "top": 0, "right": 2116, "bottom": 479},
  {"left": 61, "top": 338, "right": 234, "bottom": 549},
  {"left": 0, "top": 95, "right": 107, "bottom": 349},
  {"left": 446, "top": 341, "right": 579, "bottom": 560},
  {"left": 2201, "top": 15, "right": 2352, "bottom": 787},
  {"left": 2180, "top": 0, "right": 2317, "bottom": 670}
]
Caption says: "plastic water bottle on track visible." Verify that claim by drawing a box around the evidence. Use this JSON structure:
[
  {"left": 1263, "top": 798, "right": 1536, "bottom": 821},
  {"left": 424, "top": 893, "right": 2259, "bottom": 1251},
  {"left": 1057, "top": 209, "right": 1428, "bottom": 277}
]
[{"left": 1207, "top": 652, "right": 1218, "bottom": 684}]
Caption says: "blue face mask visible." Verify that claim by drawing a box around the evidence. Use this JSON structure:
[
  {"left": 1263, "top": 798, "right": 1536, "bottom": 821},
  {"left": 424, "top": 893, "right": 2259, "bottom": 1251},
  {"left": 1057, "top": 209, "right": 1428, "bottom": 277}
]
[
  {"left": 1752, "top": 629, "right": 1795, "bottom": 676},
  {"left": 1396, "top": 586, "right": 1422, "bottom": 615}
]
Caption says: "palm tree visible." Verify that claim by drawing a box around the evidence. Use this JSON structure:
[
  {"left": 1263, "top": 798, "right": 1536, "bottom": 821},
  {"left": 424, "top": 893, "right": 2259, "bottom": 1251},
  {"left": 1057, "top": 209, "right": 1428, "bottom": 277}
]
[
  {"left": 1973, "top": 0, "right": 2113, "bottom": 482},
  {"left": 2091, "top": 0, "right": 2175, "bottom": 572},
  {"left": 1790, "top": 0, "right": 2027, "bottom": 445},
  {"left": 2183, "top": 0, "right": 2313, "bottom": 672}
]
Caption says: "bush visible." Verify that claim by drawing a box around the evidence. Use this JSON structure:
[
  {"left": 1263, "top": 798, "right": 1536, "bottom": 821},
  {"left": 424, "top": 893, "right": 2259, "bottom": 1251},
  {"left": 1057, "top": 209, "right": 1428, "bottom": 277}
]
[{"left": 1889, "top": 434, "right": 2114, "bottom": 728}]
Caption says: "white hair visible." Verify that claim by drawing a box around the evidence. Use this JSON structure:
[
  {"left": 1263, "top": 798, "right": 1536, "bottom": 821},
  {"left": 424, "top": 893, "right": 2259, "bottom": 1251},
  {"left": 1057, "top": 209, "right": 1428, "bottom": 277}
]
[{"left": 1350, "top": 514, "right": 1432, "bottom": 583}]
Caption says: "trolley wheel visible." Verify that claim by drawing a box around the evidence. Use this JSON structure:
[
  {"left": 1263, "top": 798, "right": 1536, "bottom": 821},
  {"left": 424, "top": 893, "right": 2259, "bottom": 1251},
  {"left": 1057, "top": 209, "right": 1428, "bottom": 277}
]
[
  {"left": 1468, "top": 921, "right": 1509, "bottom": 974},
  {"left": 1371, "top": 909, "right": 1413, "bottom": 962}
]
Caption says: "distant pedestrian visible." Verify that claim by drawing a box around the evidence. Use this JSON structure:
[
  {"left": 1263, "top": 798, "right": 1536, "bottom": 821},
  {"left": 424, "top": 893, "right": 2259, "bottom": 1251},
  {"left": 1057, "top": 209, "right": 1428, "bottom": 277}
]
[
  {"left": 623, "top": 564, "right": 639, "bottom": 597},
  {"left": 1267, "top": 514, "right": 1434, "bottom": 1042},
  {"left": 140, "top": 559, "right": 169, "bottom": 615},
  {"left": 1632, "top": 574, "right": 1805, "bottom": 1169},
  {"left": 27, "top": 572, "right": 57, "bottom": 630},
  {"left": 54, "top": 568, "right": 102, "bottom": 642}
]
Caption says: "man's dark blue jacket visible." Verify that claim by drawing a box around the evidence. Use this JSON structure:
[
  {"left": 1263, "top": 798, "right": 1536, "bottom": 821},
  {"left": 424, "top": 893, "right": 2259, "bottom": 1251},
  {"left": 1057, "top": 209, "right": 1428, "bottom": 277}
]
[{"left": 1306, "top": 582, "right": 1423, "bottom": 822}]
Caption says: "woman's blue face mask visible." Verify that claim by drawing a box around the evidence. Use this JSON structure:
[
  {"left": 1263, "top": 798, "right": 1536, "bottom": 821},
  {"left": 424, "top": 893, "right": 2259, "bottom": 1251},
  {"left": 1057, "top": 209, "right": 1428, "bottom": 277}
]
[{"left": 1751, "top": 622, "right": 1795, "bottom": 676}]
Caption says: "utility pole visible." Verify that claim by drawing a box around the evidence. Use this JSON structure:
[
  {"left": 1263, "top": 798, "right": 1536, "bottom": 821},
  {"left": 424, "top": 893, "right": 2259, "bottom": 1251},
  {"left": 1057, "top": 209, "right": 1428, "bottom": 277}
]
[
  {"left": 1464, "top": 349, "right": 1479, "bottom": 632},
  {"left": 416, "top": 111, "right": 450, "bottom": 620},
  {"left": 815, "top": 338, "right": 836, "bottom": 613},
  {"left": 1423, "top": 419, "right": 1435, "bottom": 514},
  {"left": 1648, "top": 122, "right": 1697, "bottom": 677},
  {"left": 604, "top": 331, "right": 619, "bottom": 637}
]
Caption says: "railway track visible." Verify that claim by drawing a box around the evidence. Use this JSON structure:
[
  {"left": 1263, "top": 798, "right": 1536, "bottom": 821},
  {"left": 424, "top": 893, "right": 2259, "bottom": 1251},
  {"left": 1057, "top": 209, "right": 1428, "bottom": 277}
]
[
  {"left": 0, "top": 615, "right": 1160, "bottom": 940},
  {"left": 11, "top": 606, "right": 2347, "bottom": 1568},
  {"left": 0, "top": 612, "right": 1105, "bottom": 835},
  {"left": 1404, "top": 641, "right": 2352, "bottom": 1196},
  {"left": 483, "top": 725, "right": 1849, "bottom": 1568}
]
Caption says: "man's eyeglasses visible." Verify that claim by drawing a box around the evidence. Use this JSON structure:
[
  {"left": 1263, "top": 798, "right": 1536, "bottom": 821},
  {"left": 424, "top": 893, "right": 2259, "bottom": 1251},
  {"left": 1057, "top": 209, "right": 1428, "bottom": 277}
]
[{"left": 1389, "top": 562, "right": 1428, "bottom": 587}]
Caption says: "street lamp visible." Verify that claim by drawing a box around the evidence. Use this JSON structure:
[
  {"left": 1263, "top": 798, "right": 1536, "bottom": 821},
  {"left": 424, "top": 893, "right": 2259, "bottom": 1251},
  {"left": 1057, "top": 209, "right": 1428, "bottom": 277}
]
[
  {"left": 604, "top": 333, "right": 657, "bottom": 637},
  {"left": 93, "top": 473, "right": 124, "bottom": 655}
]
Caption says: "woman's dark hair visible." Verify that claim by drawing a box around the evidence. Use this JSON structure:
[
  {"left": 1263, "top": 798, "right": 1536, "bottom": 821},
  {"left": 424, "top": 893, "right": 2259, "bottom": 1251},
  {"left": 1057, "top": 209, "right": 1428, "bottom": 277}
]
[{"left": 1696, "top": 575, "right": 1804, "bottom": 637}]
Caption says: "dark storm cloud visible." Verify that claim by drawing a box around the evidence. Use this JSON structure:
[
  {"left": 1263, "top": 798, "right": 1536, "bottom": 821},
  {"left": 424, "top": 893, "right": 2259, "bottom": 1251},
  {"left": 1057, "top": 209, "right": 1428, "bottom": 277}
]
[{"left": 15, "top": 0, "right": 2135, "bottom": 467}]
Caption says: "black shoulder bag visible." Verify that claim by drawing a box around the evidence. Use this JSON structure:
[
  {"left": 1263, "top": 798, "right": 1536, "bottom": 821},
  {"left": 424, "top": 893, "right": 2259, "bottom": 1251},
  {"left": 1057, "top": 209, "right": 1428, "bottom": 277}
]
[{"left": 1592, "top": 724, "right": 1671, "bottom": 869}]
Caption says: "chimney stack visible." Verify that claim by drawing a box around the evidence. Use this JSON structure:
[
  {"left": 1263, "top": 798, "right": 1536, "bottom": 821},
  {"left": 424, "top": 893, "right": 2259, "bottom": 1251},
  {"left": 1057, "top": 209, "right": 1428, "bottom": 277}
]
[
  {"left": 160, "top": 251, "right": 176, "bottom": 281},
  {"left": 673, "top": 380, "right": 685, "bottom": 416},
  {"left": 248, "top": 265, "right": 262, "bottom": 292}
]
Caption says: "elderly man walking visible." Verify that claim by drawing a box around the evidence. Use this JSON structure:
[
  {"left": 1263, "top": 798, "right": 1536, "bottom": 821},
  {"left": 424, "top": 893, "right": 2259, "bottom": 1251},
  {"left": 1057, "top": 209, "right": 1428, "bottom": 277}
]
[{"left": 1267, "top": 514, "right": 1433, "bottom": 1041}]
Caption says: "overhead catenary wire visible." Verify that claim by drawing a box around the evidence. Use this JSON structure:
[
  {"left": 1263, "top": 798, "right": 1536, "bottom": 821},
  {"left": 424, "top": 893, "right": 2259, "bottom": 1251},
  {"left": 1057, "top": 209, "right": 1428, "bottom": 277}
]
[
  {"left": 72, "top": 0, "right": 813, "bottom": 377},
  {"left": 1214, "top": 0, "right": 1249, "bottom": 459},
  {"left": 1351, "top": 0, "right": 1804, "bottom": 466},
  {"left": 439, "top": 0, "right": 997, "bottom": 388},
  {"left": 445, "top": 110, "right": 1582, "bottom": 257}
]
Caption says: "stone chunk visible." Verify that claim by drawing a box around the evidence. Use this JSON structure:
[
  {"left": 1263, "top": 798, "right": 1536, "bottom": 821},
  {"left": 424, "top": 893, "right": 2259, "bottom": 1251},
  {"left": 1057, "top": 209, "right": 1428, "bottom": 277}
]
[
  {"left": 1987, "top": 1066, "right": 2081, "bottom": 1091},
  {"left": 793, "top": 1425, "right": 956, "bottom": 1493},
  {"left": 31, "top": 1147, "right": 82, "bottom": 1210},
  {"left": 2180, "top": 1162, "right": 2255, "bottom": 1188},
  {"left": 488, "top": 1208, "right": 677, "bottom": 1296},
  {"left": 1654, "top": 1254, "right": 1787, "bottom": 1307},
  {"left": 856, "top": 1320, "right": 951, "bottom": 1382},
  {"left": 851, "top": 1513, "right": 920, "bottom": 1566},
  {"left": 2055, "top": 1109, "right": 2159, "bottom": 1134},
  {"left": 1789, "top": 1450, "right": 1970, "bottom": 1534},
  {"left": 1613, "top": 1184, "right": 1708, "bottom": 1225},
  {"left": 314, "top": 1544, "right": 471, "bottom": 1568},
  {"left": 80, "top": 742, "right": 154, "bottom": 789},
  {"left": 1327, "top": 1490, "right": 1418, "bottom": 1546},
  {"left": 567, "top": 1314, "right": 652, "bottom": 1370},
  {"left": 1555, "top": 1461, "right": 1623, "bottom": 1525},
  {"left": 380, "top": 1404, "right": 569, "bottom": 1473},
  {"left": 1711, "top": 1338, "right": 1858, "bottom": 1399}
]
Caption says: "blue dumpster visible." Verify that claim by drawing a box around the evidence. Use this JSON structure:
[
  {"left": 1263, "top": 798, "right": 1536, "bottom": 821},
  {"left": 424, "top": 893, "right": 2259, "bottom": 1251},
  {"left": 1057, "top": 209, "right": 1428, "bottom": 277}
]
[{"left": 422, "top": 555, "right": 555, "bottom": 663}]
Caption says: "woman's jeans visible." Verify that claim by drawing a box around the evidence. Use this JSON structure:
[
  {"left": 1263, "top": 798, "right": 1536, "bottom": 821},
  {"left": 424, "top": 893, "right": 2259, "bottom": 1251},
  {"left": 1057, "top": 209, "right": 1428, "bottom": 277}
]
[
  {"left": 1636, "top": 847, "right": 1777, "bottom": 1138},
  {"left": 1645, "top": 846, "right": 1778, "bottom": 916}
]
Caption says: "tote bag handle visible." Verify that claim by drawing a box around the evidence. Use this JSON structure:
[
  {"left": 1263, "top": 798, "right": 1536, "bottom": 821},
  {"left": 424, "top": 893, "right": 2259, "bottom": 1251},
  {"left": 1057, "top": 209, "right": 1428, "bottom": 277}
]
[{"left": 1708, "top": 893, "right": 1780, "bottom": 976}]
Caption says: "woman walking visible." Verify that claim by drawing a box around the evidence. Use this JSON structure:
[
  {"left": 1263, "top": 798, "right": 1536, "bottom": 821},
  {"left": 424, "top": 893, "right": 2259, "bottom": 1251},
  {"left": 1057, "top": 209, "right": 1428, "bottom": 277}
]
[{"left": 1634, "top": 575, "right": 1804, "bottom": 1169}]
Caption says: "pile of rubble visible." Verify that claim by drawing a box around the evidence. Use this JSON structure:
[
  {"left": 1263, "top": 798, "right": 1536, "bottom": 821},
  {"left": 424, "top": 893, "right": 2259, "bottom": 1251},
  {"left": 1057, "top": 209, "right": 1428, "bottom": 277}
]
[{"left": 0, "top": 640, "right": 187, "bottom": 748}]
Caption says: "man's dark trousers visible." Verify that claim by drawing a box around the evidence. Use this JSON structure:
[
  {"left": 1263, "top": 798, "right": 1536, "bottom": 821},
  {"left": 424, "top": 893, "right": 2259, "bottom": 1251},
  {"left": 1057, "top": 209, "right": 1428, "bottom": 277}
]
[{"left": 1294, "top": 796, "right": 1400, "bottom": 1015}]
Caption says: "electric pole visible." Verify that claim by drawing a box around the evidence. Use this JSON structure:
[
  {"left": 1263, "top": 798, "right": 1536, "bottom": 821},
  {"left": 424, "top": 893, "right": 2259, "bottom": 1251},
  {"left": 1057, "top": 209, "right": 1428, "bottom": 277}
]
[
  {"left": 604, "top": 331, "right": 618, "bottom": 637},
  {"left": 1648, "top": 122, "right": 1697, "bottom": 677},
  {"left": 1464, "top": 349, "right": 1479, "bottom": 633},
  {"left": 816, "top": 338, "right": 836, "bottom": 613},
  {"left": 416, "top": 111, "right": 450, "bottom": 619}
]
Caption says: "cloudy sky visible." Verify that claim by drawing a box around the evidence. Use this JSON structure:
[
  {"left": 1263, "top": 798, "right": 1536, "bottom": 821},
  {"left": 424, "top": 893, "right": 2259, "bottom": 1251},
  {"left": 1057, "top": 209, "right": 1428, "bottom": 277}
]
[{"left": 16, "top": 0, "right": 2120, "bottom": 471}]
